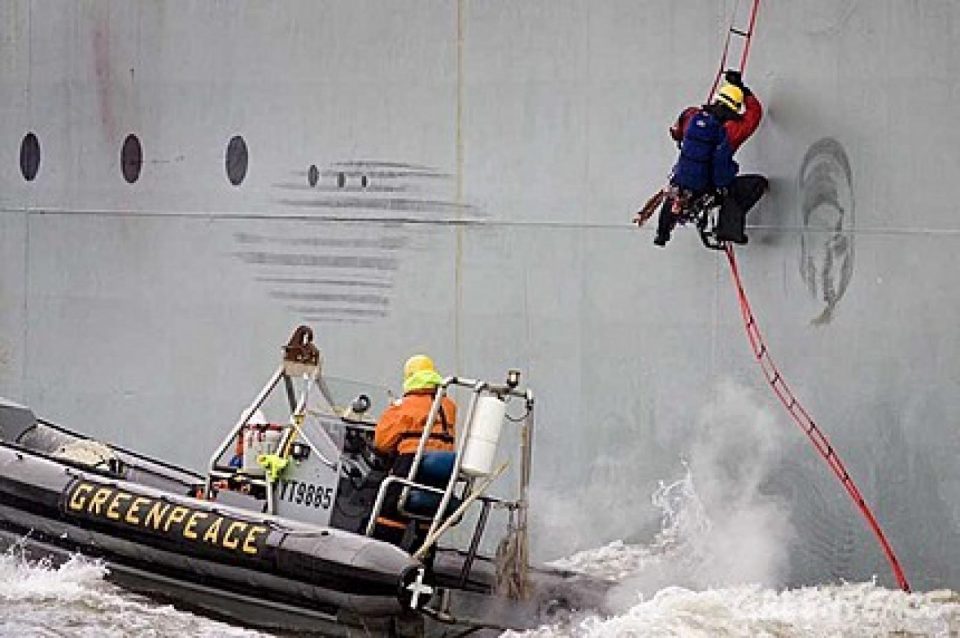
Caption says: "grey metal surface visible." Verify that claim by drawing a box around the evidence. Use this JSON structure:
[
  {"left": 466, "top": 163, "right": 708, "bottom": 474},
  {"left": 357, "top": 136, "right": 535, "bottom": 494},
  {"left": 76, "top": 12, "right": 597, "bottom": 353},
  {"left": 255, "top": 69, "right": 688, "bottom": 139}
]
[
  {"left": 0, "top": 396, "right": 36, "bottom": 441},
  {"left": 1, "top": 0, "right": 958, "bottom": 591}
]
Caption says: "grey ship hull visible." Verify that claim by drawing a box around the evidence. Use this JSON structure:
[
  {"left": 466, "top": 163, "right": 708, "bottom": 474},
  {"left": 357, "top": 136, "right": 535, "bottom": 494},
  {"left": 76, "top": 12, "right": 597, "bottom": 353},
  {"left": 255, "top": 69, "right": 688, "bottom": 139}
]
[{"left": 1, "top": 0, "right": 959, "bottom": 595}]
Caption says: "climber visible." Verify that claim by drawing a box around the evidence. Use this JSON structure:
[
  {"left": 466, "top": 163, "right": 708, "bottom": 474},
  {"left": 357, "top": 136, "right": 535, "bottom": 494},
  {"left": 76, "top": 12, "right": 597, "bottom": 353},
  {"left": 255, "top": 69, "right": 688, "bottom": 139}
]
[{"left": 654, "top": 70, "right": 767, "bottom": 247}]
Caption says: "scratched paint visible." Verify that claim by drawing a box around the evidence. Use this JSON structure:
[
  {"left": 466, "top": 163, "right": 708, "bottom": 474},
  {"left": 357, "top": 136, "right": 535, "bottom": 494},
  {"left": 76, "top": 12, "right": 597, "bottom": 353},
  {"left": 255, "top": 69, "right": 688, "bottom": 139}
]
[
  {"left": 232, "top": 159, "right": 472, "bottom": 325},
  {"left": 798, "top": 138, "right": 855, "bottom": 325}
]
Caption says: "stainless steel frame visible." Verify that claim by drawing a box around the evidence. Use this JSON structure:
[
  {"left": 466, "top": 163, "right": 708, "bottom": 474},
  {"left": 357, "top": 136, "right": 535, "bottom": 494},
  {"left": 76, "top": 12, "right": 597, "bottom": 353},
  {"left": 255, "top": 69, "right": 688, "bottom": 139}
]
[{"left": 364, "top": 375, "right": 535, "bottom": 598}]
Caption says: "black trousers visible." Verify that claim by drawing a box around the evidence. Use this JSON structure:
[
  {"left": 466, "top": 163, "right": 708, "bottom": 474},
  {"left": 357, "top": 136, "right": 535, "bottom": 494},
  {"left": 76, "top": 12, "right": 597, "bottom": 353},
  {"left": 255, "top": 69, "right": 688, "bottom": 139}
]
[
  {"left": 656, "top": 174, "right": 768, "bottom": 241},
  {"left": 715, "top": 174, "right": 768, "bottom": 240},
  {"left": 380, "top": 454, "right": 414, "bottom": 521},
  {"left": 371, "top": 454, "right": 432, "bottom": 557}
]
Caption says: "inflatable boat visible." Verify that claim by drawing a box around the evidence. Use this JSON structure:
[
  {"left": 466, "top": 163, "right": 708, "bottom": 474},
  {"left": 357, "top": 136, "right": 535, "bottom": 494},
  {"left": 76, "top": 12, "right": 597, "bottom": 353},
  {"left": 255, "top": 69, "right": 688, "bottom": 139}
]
[{"left": 0, "top": 327, "right": 608, "bottom": 636}]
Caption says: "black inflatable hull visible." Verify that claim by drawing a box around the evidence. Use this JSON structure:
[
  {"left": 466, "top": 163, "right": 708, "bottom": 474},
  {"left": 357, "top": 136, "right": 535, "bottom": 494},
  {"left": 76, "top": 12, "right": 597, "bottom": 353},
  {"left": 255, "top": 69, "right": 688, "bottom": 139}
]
[
  {"left": 0, "top": 444, "right": 422, "bottom": 628},
  {"left": 0, "top": 399, "right": 613, "bottom": 635}
]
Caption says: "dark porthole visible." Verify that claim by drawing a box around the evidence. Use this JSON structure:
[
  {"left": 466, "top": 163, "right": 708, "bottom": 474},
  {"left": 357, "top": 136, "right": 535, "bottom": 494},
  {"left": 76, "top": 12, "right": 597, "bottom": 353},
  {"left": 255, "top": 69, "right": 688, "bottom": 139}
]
[
  {"left": 360, "top": 174, "right": 369, "bottom": 188},
  {"left": 337, "top": 171, "right": 346, "bottom": 188},
  {"left": 121, "top": 134, "right": 142, "bottom": 184},
  {"left": 308, "top": 164, "right": 319, "bottom": 187},
  {"left": 225, "top": 135, "right": 248, "bottom": 186},
  {"left": 20, "top": 132, "right": 40, "bottom": 181}
]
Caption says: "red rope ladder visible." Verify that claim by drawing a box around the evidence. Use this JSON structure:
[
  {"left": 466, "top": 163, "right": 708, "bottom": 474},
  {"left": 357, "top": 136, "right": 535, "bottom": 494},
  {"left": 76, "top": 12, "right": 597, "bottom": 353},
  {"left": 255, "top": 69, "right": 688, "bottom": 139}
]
[
  {"left": 708, "top": 0, "right": 911, "bottom": 592},
  {"left": 723, "top": 246, "right": 910, "bottom": 592}
]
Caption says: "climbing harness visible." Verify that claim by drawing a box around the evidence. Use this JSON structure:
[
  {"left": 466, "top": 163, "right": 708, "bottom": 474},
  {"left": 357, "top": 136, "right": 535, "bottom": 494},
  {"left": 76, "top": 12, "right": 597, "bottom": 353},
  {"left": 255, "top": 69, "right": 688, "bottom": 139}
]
[
  {"left": 634, "top": 187, "right": 726, "bottom": 250},
  {"left": 724, "top": 245, "right": 911, "bottom": 593},
  {"left": 634, "top": 0, "right": 762, "bottom": 245},
  {"left": 670, "top": 187, "right": 726, "bottom": 251}
]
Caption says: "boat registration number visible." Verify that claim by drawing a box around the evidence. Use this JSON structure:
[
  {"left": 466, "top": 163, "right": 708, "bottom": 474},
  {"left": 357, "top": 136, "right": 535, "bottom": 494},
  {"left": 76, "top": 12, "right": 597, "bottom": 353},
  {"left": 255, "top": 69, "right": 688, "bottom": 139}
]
[{"left": 277, "top": 479, "right": 333, "bottom": 509}]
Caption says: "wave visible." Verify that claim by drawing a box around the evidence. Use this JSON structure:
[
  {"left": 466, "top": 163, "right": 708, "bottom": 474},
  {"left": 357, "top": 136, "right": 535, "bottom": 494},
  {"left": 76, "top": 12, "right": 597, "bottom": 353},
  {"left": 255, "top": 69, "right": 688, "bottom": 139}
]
[{"left": 0, "top": 546, "right": 267, "bottom": 638}]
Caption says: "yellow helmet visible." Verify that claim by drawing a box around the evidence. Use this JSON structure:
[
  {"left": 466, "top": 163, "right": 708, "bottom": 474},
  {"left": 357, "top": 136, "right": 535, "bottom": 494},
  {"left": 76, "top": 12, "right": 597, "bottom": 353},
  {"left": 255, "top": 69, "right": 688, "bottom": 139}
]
[
  {"left": 403, "top": 354, "right": 436, "bottom": 381},
  {"left": 715, "top": 83, "right": 744, "bottom": 113},
  {"left": 403, "top": 354, "right": 443, "bottom": 393}
]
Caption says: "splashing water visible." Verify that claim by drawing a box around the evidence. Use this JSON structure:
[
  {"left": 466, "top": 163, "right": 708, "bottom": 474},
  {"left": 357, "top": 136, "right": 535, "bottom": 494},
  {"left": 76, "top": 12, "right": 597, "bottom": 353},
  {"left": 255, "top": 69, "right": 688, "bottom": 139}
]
[
  {"left": 518, "top": 383, "right": 960, "bottom": 636},
  {"left": 0, "top": 547, "right": 266, "bottom": 638},
  {"left": 507, "top": 583, "right": 960, "bottom": 637},
  {"left": 523, "top": 470, "right": 960, "bottom": 637},
  {"left": 554, "top": 383, "right": 793, "bottom": 596},
  {"left": 550, "top": 467, "right": 706, "bottom": 583}
]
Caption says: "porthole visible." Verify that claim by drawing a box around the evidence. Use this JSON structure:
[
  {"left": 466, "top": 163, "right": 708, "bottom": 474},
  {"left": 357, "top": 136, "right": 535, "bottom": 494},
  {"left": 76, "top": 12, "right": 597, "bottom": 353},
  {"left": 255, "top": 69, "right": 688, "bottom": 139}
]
[
  {"left": 337, "top": 171, "right": 346, "bottom": 188},
  {"left": 308, "top": 164, "right": 319, "bottom": 187},
  {"left": 225, "top": 135, "right": 248, "bottom": 186},
  {"left": 360, "top": 174, "right": 369, "bottom": 188},
  {"left": 121, "top": 134, "right": 142, "bottom": 184},
  {"left": 20, "top": 132, "right": 40, "bottom": 181}
]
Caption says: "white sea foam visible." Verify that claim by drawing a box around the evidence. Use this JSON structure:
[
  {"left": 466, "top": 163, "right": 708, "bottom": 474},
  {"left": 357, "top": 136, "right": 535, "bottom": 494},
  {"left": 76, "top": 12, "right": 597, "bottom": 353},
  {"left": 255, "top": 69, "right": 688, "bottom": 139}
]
[
  {"left": 514, "top": 382, "right": 960, "bottom": 636},
  {"left": 0, "top": 547, "right": 266, "bottom": 637},
  {"left": 506, "top": 583, "right": 960, "bottom": 637},
  {"left": 522, "top": 479, "right": 960, "bottom": 637},
  {"left": 553, "top": 382, "right": 792, "bottom": 598}
]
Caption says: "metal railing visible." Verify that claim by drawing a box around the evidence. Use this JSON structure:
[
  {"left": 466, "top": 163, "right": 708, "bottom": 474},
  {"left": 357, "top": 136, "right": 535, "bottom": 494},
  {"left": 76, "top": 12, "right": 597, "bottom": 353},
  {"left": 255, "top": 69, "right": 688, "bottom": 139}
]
[{"left": 364, "top": 375, "right": 535, "bottom": 596}]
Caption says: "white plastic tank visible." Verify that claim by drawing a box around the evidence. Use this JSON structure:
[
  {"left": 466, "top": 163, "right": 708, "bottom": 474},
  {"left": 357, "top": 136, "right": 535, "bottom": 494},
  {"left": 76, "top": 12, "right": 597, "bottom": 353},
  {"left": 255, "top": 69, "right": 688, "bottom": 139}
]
[
  {"left": 240, "top": 410, "right": 283, "bottom": 476},
  {"left": 459, "top": 395, "right": 506, "bottom": 477}
]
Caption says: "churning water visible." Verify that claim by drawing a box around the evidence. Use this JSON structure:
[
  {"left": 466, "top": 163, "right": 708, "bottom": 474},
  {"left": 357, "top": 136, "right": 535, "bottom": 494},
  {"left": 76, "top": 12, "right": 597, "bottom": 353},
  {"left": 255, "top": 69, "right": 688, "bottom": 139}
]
[
  {"left": 509, "top": 385, "right": 960, "bottom": 637},
  {"left": 4, "top": 383, "right": 959, "bottom": 636},
  {"left": 4, "top": 474, "right": 958, "bottom": 637},
  {"left": 507, "top": 581, "right": 960, "bottom": 637},
  {"left": 0, "top": 549, "right": 266, "bottom": 638},
  {"left": 508, "top": 472, "right": 960, "bottom": 637}
]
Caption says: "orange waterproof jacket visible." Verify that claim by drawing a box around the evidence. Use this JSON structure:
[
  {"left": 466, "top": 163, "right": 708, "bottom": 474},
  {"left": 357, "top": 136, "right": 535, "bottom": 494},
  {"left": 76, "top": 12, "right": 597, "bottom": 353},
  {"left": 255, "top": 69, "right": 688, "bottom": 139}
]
[{"left": 374, "top": 390, "right": 457, "bottom": 456}]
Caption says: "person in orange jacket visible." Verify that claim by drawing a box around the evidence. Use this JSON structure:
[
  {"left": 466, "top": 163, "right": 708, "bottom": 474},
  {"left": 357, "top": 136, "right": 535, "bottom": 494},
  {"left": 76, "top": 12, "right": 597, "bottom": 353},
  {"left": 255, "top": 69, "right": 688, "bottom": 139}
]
[{"left": 372, "top": 354, "right": 457, "bottom": 548}]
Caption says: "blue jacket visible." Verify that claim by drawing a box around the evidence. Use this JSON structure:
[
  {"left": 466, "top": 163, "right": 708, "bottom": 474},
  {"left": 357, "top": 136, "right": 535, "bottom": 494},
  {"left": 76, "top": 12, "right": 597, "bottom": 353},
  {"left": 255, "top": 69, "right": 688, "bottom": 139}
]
[{"left": 670, "top": 109, "right": 738, "bottom": 192}]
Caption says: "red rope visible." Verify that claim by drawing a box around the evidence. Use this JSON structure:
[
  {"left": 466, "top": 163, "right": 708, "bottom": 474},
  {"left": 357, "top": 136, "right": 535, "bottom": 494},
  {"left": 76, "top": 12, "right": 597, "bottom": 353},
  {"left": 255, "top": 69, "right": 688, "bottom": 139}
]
[
  {"left": 699, "top": 0, "right": 911, "bottom": 592},
  {"left": 738, "top": 0, "right": 761, "bottom": 74},
  {"left": 707, "top": 13, "right": 736, "bottom": 99},
  {"left": 706, "top": 0, "right": 763, "bottom": 101},
  {"left": 724, "top": 245, "right": 911, "bottom": 592}
]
